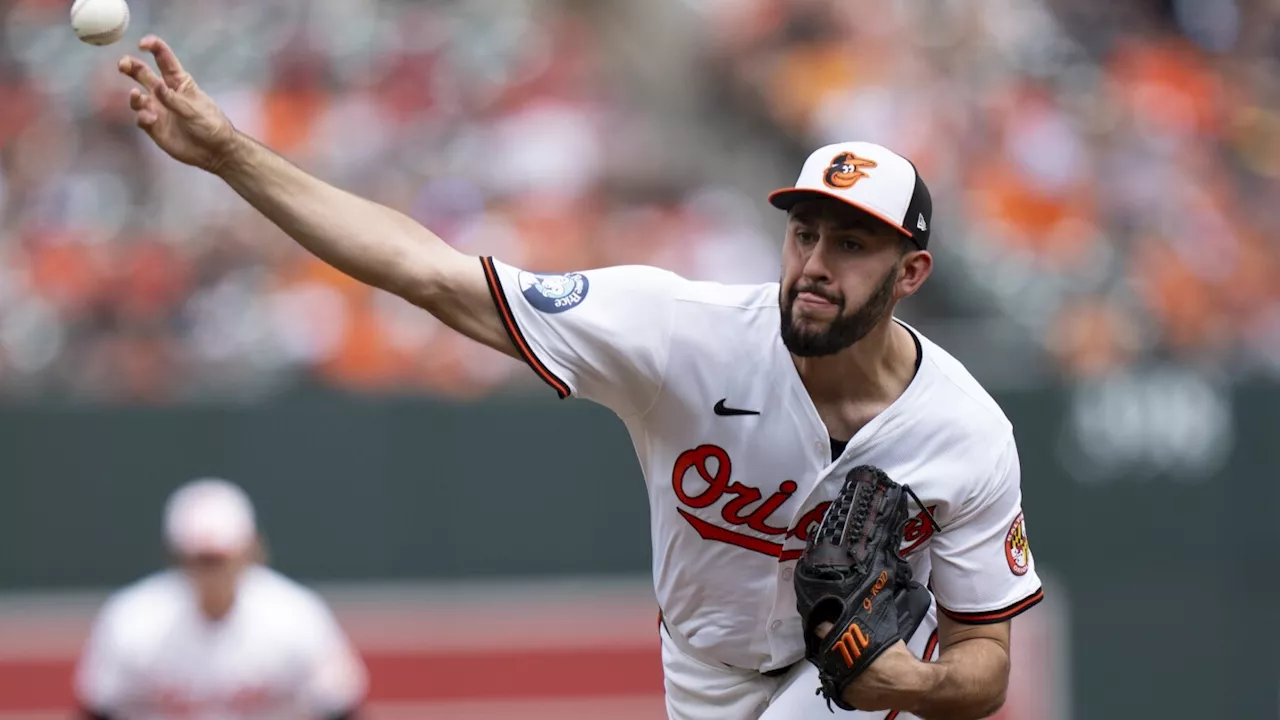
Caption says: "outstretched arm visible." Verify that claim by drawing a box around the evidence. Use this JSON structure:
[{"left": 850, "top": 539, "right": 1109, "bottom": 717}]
[{"left": 117, "top": 35, "right": 515, "bottom": 359}]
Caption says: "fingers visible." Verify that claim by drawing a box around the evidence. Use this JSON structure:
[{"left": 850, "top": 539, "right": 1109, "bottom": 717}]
[
  {"left": 815, "top": 621, "right": 834, "bottom": 639},
  {"left": 118, "top": 55, "right": 166, "bottom": 97},
  {"left": 136, "top": 108, "right": 160, "bottom": 129},
  {"left": 118, "top": 54, "right": 196, "bottom": 118},
  {"left": 139, "top": 35, "right": 187, "bottom": 86},
  {"left": 128, "top": 88, "right": 159, "bottom": 130}
]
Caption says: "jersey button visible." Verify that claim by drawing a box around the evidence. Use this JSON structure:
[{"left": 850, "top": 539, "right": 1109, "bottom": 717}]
[
  {"left": 770, "top": 620, "right": 783, "bottom": 631},
  {"left": 781, "top": 568, "right": 793, "bottom": 581},
  {"left": 813, "top": 440, "right": 824, "bottom": 454}
]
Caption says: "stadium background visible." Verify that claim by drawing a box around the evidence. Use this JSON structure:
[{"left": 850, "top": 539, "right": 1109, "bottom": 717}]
[{"left": 0, "top": 0, "right": 1277, "bottom": 717}]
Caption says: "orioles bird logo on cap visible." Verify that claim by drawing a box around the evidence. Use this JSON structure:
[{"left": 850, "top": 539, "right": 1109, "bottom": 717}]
[{"left": 823, "top": 152, "right": 878, "bottom": 190}]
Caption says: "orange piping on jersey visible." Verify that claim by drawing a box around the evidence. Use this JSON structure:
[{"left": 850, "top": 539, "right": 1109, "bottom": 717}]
[
  {"left": 480, "top": 257, "right": 571, "bottom": 399},
  {"left": 938, "top": 587, "right": 1045, "bottom": 625},
  {"left": 923, "top": 629, "right": 940, "bottom": 660}
]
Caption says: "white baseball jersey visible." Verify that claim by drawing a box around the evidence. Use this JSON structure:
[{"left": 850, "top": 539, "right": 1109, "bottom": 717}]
[
  {"left": 482, "top": 258, "right": 1043, "bottom": 678},
  {"left": 75, "top": 565, "right": 367, "bottom": 720}
]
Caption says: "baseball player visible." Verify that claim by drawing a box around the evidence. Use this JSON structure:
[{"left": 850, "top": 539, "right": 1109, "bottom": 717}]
[
  {"left": 74, "top": 478, "right": 368, "bottom": 720},
  {"left": 116, "top": 37, "right": 1042, "bottom": 719}
]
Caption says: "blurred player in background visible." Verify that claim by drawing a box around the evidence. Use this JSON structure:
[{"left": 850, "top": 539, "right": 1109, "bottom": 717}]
[{"left": 73, "top": 478, "right": 368, "bottom": 720}]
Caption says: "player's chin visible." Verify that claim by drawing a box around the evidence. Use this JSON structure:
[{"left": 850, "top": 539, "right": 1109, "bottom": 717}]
[
  {"left": 782, "top": 321, "right": 831, "bottom": 348},
  {"left": 783, "top": 330, "right": 843, "bottom": 358},
  {"left": 789, "top": 308, "right": 838, "bottom": 332}
]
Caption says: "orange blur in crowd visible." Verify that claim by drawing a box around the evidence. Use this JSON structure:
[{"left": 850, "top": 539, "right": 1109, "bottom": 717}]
[{"left": 0, "top": 0, "right": 1277, "bottom": 402}]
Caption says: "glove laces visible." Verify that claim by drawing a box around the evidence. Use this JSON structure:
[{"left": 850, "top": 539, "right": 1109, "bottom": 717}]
[{"left": 902, "top": 484, "right": 940, "bottom": 532}]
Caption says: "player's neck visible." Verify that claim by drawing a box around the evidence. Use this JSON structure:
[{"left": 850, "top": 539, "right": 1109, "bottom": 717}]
[
  {"left": 199, "top": 592, "right": 236, "bottom": 622},
  {"left": 791, "top": 319, "right": 915, "bottom": 409}
]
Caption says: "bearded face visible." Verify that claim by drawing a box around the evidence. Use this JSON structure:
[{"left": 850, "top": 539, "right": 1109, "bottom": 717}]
[{"left": 780, "top": 261, "right": 899, "bottom": 357}]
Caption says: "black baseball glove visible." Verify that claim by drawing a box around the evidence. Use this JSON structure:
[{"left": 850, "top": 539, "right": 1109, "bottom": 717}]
[{"left": 793, "top": 465, "right": 936, "bottom": 712}]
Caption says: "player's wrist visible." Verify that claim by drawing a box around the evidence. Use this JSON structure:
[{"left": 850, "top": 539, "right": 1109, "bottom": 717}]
[
  {"left": 840, "top": 652, "right": 939, "bottom": 712},
  {"left": 208, "top": 131, "right": 254, "bottom": 178},
  {"left": 897, "top": 658, "right": 945, "bottom": 711}
]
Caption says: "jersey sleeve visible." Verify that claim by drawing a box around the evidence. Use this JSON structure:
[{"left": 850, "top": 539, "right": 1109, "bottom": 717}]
[
  {"left": 480, "top": 257, "right": 681, "bottom": 415},
  {"left": 73, "top": 597, "right": 135, "bottom": 714},
  {"left": 295, "top": 600, "right": 368, "bottom": 715},
  {"left": 929, "top": 437, "right": 1044, "bottom": 624}
]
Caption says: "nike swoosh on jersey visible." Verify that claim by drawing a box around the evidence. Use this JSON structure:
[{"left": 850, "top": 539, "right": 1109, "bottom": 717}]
[{"left": 713, "top": 399, "right": 761, "bottom": 416}]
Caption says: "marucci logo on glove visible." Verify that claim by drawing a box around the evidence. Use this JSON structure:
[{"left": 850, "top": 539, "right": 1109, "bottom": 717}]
[{"left": 834, "top": 620, "right": 871, "bottom": 668}]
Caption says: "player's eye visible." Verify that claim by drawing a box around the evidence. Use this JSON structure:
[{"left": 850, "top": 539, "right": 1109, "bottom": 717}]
[
  {"left": 795, "top": 229, "right": 818, "bottom": 245},
  {"left": 840, "top": 238, "right": 863, "bottom": 252}
]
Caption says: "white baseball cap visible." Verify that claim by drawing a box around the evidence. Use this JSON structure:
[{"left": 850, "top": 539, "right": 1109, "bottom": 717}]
[
  {"left": 768, "top": 141, "right": 934, "bottom": 249},
  {"left": 163, "top": 478, "right": 257, "bottom": 556}
]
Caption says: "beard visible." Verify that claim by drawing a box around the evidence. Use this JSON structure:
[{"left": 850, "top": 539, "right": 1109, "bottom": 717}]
[{"left": 780, "top": 265, "right": 899, "bottom": 357}]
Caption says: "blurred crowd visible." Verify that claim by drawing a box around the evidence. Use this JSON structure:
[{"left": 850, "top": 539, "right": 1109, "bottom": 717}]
[
  {"left": 2, "top": 0, "right": 1278, "bottom": 404},
  {"left": 698, "top": 0, "right": 1280, "bottom": 380},
  {"left": 0, "top": 0, "right": 779, "bottom": 402}
]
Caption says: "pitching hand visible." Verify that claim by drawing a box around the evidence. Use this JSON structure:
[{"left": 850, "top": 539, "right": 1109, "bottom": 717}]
[{"left": 117, "top": 35, "right": 237, "bottom": 172}]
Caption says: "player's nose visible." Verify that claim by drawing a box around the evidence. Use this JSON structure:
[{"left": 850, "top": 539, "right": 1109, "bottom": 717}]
[{"left": 801, "top": 239, "right": 834, "bottom": 282}]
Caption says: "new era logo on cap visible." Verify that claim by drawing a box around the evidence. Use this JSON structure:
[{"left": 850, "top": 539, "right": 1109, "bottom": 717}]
[{"left": 768, "top": 141, "right": 933, "bottom": 249}]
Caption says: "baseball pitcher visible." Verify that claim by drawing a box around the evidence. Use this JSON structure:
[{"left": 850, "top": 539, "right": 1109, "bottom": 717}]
[
  {"left": 74, "top": 478, "right": 368, "bottom": 720},
  {"left": 114, "top": 37, "right": 1042, "bottom": 719}
]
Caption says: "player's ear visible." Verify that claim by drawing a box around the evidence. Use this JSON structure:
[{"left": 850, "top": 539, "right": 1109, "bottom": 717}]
[
  {"left": 895, "top": 249, "right": 932, "bottom": 299},
  {"left": 250, "top": 535, "right": 268, "bottom": 565}
]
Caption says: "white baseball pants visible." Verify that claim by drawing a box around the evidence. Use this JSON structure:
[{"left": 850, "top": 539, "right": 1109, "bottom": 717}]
[{"left": 659, "top": 612, "right": 937, "bottom": 720}]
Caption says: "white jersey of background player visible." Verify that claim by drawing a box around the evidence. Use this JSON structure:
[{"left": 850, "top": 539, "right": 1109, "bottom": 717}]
[
  {"left": 74, "top": 478, "right": 367, "bottom": 720},
  {"left": 118, "top": 38, "right": 1042, "bottom": 720}
]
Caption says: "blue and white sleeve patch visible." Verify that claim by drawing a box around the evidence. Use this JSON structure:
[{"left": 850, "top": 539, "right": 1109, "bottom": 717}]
[{"left": 518, "top": 271, "right": 590, "bottom": 314}]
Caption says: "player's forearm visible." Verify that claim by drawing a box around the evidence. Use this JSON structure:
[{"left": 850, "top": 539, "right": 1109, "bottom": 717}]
[
  {"left": 904, "top": 638, "right": 1010, "bottom": 719},
  {"left": 210, "top": 131, "right": 456, "bottom": 307}
]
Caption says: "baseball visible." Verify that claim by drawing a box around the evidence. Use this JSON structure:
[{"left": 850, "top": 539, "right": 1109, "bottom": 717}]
[{"left": 70, "top": 0, "right": 130, "bottom": 46}]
